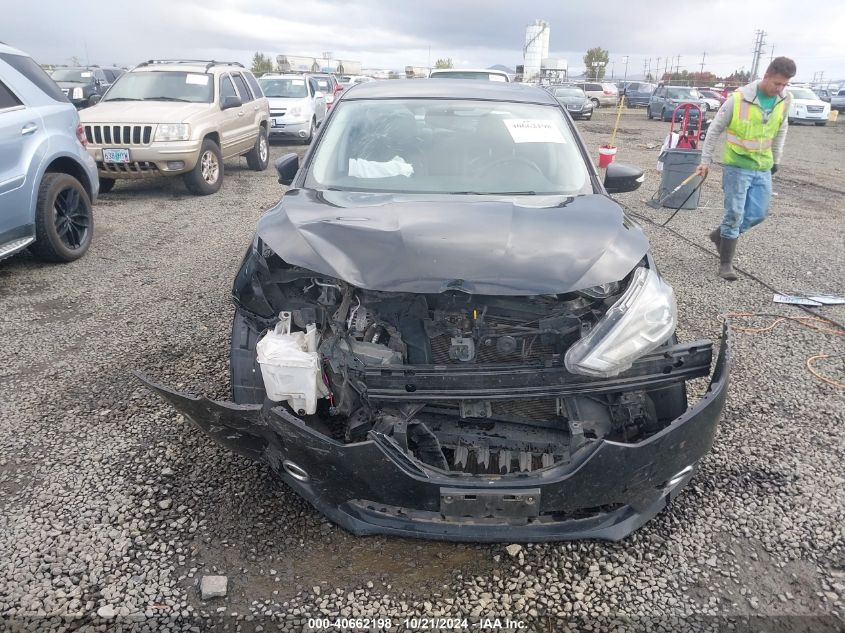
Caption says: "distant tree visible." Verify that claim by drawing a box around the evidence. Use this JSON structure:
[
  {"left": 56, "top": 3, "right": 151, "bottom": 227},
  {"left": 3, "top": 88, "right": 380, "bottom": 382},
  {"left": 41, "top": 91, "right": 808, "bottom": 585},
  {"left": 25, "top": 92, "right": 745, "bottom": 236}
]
[
  {"left": 251, "top": 52, "right": 274, "bottom": 76},
  {"left": 434, "top": 58, "right": 453, "bottom": 69},
  {"left": 724, "top": 69, "right": 751, "bottom": 83},
  {"left": 583, "top": 47, "right": 610, "bottom": 80}
]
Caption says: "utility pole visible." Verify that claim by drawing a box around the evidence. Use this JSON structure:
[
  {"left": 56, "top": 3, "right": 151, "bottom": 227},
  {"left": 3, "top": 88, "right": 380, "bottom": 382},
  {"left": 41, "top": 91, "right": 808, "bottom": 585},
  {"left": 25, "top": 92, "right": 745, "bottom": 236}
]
[
  {"left": 750, "top": 29, "right": 767, "bottom": 81},
  {"left": 622, "top": 55, "right": 629, "bottom": 85},
  {"left": 700, "top": 52, "right": 706, "bottom": 76},
  {"left": 655, "top": 57, "right": 661, "bottom": 81},
  {"left": 676, "top": 55, "right": 681, "bottom": 76},
  {"left": 769, "top": 44, "right": 774, "bottom": 65}
]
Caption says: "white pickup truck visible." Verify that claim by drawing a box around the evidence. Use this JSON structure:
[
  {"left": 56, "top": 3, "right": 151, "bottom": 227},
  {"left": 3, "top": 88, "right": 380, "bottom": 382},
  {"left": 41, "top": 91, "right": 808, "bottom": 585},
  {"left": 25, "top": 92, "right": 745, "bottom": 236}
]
[{"left": 830, "top": 89, "right": 845, "bottom": 112}]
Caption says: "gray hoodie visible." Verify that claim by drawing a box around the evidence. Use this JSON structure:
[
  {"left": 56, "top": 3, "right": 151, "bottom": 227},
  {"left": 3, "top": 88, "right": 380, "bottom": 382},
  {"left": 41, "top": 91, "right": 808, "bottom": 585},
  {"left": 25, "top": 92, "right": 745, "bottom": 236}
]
[{"left": 700, "top": 81, "right": 791, "bottom": 167}]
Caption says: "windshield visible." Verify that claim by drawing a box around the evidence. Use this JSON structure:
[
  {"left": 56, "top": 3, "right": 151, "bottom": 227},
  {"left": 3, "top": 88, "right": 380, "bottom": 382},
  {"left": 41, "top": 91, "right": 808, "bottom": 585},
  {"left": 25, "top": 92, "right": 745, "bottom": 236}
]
[
  {"left": 667, "top": 87, "right": 700, "bottom": 100},
  {"left": 632, "top": 84, "right": 655, "bottom": 94},
  {"left": 307, "top": 99, "right": 591, "bottom": 196},
  {"left": 431, "top": 71, "right": 507, "bottom": 82},
  {"left": 51, "top": 68, "right": 95, "bottom": 83},
  {"left": 259, "top": 77, "right": 308, "bottom": 98},
  {"left": 553, "top": 88, "right": 585, "bottom": 98},
  {"left": 313, "top": 78, "right": 331, "bottom": 92},
  {"left": 789, "top": 88, "right": 818, "bottom": 100},
  {"left": 103, "top": 71, "right": 213, "bottom": 102}
]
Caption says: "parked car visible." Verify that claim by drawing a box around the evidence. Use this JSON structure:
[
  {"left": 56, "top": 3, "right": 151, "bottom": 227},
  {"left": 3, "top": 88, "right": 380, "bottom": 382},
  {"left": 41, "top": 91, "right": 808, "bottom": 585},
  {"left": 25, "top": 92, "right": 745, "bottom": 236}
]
[
  {"left": 101, "top": 67, "right": 125, "bottom": 85},
  {"left": 786, "top": 87, "right": 830, "bottom": 126},
  {"left": 549, "top": 84, "right": 593, "bottom": 119},
  {"left": 309, "top": 73, "right": 344, "bottom": 110},
  {"left": 829, "top": 89, "right": 845, "bottom": 112},
  {"left": 647, "top": 85, "right": 704, "bottom": 122},
  {"left": 569, "top": 81, "right": 617, "bottom": 108},
  {"left": 429, "top": 68, "right": 510, "bottom": 82},
  {"left": 814, "top": 88, "right": 831, "bottom": 103},
  {"left": 50, "top": 66, "right": 110, "bottom": 108},
  {"left": 696, "top": 89, "right": 726, "bottom": 108},
  {"left": 259, "top": 74, "right": 326, "bottom": 144},
  {"left": 0, "top": 43, "right": 98, "bottom": 262},
  {"left": 79, "top": 60, "right": 270, "bottom": 195},
  {"left": 140, "top": 79, "right": 730, "bottom": 542},
  {"left": 622, "top": 82, "right": 656, "bottom": 108}
]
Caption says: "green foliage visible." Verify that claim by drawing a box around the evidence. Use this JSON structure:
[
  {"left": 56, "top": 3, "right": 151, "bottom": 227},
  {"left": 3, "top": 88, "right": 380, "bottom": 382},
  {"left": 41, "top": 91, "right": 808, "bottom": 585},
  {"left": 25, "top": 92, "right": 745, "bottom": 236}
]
[
  {"left": 583, "top": 47, "right": 610, "bottom": 80},
  {"left": 434, "top": 58, "right": 453, "bottom": 69},
  {"left": 251, "top": 52, "right": 274, "bottom": 76}
]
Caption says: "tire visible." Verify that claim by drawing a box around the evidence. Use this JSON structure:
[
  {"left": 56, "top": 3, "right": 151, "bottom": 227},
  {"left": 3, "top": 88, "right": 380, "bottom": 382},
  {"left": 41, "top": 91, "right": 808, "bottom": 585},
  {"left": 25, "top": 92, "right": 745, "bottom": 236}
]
[
  {"left": 814, "top": 121, "right": 827, "bottom": 126},
  {"left": 788, "top": 118, "right": 795, "bottom": 125},
  {"left": 590, "top": 98, "right": 600, "bottom": 109},
  {"left": 301, "top": 118, "right": 315, "bottom": 145},
  {"left": 183, "top": 138, "right": 223, "bottom": 195},
  {"left": 98, "top": 177, "right": 116, "bottom": 194},
  {"left": 583, "top": 112, "right": 592, "bottom": 120},
  {"left": 29, "top": 173, "right": 93, "bottom": 263},
  {"left": 245, "top": 127, "right": 269, "bottom": 171},
  {"left": 647, "top": 107, "right": 654, "bottom": 120},
  {"left": 661, "top": 109, "right": 671, "bottom": 122}
]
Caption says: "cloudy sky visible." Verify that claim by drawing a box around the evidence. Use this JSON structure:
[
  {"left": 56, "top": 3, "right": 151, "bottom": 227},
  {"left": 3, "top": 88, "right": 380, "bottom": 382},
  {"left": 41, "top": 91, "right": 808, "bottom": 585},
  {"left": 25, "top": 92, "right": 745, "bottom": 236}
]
[{"left": 7, "top": 0, "right": 844, "bottom": 81}]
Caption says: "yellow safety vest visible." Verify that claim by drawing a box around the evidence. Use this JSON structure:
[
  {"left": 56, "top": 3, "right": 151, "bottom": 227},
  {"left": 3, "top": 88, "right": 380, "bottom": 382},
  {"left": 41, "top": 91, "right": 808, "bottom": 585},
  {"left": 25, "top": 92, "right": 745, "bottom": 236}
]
[{"left": 724, "top": 91, "right": 786, "bottom": 171}]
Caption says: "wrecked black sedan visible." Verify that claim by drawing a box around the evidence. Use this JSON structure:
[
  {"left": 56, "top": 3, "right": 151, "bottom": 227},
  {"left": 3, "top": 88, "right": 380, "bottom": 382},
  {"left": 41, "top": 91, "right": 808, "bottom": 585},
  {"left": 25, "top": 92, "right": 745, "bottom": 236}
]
[{"left": 141, "top": 80, "right": 729, "bottom": 542}]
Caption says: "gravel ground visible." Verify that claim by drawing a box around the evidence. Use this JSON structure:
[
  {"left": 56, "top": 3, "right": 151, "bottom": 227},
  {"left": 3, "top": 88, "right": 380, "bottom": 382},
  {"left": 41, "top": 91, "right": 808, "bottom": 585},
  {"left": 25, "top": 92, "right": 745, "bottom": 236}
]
[{"left": 0, "top": 104, "right": 843, "bottom": 633}]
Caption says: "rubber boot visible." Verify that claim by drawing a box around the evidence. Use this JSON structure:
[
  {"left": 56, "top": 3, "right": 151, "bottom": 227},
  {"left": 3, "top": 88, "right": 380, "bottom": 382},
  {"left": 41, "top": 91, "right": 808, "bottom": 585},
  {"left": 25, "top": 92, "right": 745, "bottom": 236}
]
[
  {"left": 718, "top": 238, "right": 738, "bottom": 281},
  {"left": 709, "top": 228, "right": 721, "bottom": 250}
]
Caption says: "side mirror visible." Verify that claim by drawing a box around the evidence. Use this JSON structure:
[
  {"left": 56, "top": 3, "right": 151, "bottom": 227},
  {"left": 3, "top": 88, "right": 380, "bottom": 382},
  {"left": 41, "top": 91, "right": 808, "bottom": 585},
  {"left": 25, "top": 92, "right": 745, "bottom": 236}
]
[
  {"left": 275, "top": 153, "right": 299, "bottom": 185},
  {"left": 314, "top": 91, "right": 324, "bottom": 99},
  {"left": 89, "top": 94, "right": 102, "bottom": 105},
  {"left": 604, "top": 163, "right": 644, "bottom": 194},
  {"left": 221, "top": 95, "right": 242, "bottom": 110}
]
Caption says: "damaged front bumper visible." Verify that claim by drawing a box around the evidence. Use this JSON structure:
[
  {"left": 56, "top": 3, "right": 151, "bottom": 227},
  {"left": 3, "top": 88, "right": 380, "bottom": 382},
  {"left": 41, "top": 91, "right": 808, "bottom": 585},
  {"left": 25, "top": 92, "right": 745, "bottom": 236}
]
[{"left": 138, "top": 324, "right": 730, "bottom": 542}]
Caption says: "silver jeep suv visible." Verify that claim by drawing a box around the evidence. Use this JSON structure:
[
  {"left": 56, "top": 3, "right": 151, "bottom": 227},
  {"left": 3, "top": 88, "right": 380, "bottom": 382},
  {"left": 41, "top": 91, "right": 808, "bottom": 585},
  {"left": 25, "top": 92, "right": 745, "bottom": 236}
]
[{"left": 80, "top": 60, "right": 270, "bottom": 195}]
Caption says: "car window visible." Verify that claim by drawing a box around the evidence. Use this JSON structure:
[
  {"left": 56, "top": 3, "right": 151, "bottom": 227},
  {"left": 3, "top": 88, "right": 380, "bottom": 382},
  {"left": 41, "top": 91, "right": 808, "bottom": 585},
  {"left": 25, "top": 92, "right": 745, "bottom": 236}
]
[
  {"left": 667, "top": 87, "right": 698, "bottom": 99},
  {"left": 220, "top": 75, "right": 237, "bottom": 101},
  {"left": 313, "top": 77, "right": 331, "bottom": 93},
  {"left": 588, "top": 84, "right": 601, "bottom": 91},
  {"left": 258, "top": 77, "right": 308, "bottom": 98},
  {"left": 103, "top": 71, "right": 214, "bottom": 102},
  {"left": 308, "top": 79, "right": 318, "bottom": 96},
  {"left": 231, "top": 73, "right": 253, "bottom": 102},
  {"left": 244, "top": 72, "right": 263, "bottom": 98},
  {"left": 0, "top": 52, "right": 66, "bottom": 102},
  {"left": 0, "top": 79, "right": 23, "bottom": 110},
  {"left": 102, "top": 69, "right": 115, "bottom": 82},
  {"left": 94, "top": 69, "right": 107, "bottom": 82},
  {"left": 788, "top": 88, "right": 818, "bottom": 100},
  {"left": 307, "top": 99, "right": 591, "bottom": 196},
  {"left": 431, "top": 71, "right": 507, "bottom": 81}
]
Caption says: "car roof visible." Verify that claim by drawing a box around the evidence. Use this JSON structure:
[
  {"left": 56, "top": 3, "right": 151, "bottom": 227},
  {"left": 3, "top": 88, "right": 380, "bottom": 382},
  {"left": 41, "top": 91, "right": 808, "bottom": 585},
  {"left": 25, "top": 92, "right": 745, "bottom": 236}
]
[
  {"left": 430, "top": 68, "right": 508, "bottom": 74},
  {"left": 341, "top": 79, "right": 557, "bottom": 104},
  {"left": 0, "top": 42, "right": 28, "bottom": 56}
]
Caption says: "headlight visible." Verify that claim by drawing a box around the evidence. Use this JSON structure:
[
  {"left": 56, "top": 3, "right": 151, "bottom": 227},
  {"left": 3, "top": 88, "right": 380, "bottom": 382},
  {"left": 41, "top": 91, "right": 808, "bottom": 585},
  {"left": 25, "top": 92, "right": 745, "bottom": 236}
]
[
  {"left": 565, "top": 267, "right": 678, "bottom": 377},
  {"left": 72, "top": 87, "right": 83, "bottom": 100},
  {"left": 154, "top": 124, "right": 190, "bottom": 142}
]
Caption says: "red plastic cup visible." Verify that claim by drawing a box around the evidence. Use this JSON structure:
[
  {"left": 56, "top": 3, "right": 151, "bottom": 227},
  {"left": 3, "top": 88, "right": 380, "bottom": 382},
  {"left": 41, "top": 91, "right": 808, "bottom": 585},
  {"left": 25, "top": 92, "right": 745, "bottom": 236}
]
[{"left": 598, "top": 145, "right": 617, "bottom": 168}]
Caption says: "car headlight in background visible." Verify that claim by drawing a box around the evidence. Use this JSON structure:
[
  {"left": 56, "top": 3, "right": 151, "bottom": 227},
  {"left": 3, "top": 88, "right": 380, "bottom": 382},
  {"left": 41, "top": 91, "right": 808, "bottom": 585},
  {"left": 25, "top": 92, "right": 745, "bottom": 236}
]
[
  {"left": 72, "top": 87, "right": 83, "bottom": 100},
  {"left": 565, "top": 266, "right": 678, "bottom": 377},
  {"left": 154, "top": 124, "right": 190, "bottom": 142}
]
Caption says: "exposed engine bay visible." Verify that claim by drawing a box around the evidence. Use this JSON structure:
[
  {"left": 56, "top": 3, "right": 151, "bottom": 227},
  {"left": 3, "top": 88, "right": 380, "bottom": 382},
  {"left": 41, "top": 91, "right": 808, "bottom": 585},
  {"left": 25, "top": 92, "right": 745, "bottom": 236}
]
[{"left": 233, "top": 252, "right": 702, "bottom": 478}]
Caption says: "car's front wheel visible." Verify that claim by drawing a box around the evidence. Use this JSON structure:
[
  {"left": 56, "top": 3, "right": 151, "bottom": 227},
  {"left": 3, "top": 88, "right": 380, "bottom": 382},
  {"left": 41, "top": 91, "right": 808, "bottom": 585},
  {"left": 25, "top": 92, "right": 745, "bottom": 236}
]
[
  {"left": 30, "top": 173, "right": 93, "bottom": 262},
  {"left": 302, "top": 118, "right": 315, "bottom": 145},
  {"left": 590, "top": 98, "right": 600, "bottom": 109},
  {"left": 246, "top": 127, "right": 270, "bottom": 171},
  {"left": 183, "top": 138, "right": 223, "bottom": 195}
]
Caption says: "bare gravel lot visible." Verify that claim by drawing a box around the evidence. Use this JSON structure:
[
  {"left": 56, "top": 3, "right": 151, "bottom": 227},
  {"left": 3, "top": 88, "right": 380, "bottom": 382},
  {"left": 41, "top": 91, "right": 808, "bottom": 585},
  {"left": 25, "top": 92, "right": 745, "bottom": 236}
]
[{"left": 1, "top": 105, "right": 843, "bottom": 632}]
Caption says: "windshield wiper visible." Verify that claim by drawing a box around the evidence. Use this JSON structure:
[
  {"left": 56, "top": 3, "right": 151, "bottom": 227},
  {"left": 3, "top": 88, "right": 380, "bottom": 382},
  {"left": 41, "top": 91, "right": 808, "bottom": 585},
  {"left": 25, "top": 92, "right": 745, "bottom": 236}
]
[
  {"left": 103, "top": 97, "right": 142, "bottom": 102},
  {"left": 449, "top": 190, "right": 539, "bottom": 195},
  {"left": 142, "top": 96, "right": 191, "bottom": 102}
]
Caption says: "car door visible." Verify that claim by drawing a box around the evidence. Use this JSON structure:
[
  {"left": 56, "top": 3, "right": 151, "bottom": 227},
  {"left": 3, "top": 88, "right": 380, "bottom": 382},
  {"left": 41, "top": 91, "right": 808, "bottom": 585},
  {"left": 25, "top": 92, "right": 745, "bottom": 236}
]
[
  {"left": 649, "top": 87, "right": 664, "bottom": 115},
  {"left": 231, "top": 72, "right": 258, "bottom": 152},
  {"left": 310, "top": 78, "right": 326, "bottom": 123},
  {"left": 0, "top": 77, "right": 41, "bottom": 246},
  {"left": 218, "top": 74, "right": 244, "bottom": 158}
]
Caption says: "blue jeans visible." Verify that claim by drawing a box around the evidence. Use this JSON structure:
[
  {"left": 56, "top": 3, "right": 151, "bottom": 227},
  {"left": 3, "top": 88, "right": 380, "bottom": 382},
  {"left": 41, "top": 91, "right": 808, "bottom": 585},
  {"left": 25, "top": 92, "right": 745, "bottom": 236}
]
[{"left": 720, "top": 165, "right": 772, "bottom": 240}]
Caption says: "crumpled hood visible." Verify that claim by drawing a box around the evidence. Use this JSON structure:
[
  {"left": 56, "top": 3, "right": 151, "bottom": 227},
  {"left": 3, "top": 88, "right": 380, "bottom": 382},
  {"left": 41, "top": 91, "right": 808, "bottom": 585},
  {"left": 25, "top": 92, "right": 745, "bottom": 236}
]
[{"left": 256, "top": 190, "right": 649, "bottom": 295}]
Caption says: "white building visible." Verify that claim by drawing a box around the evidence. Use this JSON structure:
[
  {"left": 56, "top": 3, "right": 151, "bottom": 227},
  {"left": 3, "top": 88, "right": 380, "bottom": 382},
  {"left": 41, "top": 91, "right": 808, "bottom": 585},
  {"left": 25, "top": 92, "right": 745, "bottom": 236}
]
[{"left": 523, "top": 20, "right": 550, "bottom": 82}]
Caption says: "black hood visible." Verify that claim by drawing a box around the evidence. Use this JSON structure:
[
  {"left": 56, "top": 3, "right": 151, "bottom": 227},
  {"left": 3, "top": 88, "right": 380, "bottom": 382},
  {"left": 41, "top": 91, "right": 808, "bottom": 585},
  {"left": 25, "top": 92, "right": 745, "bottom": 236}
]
[{"left": 257, "top": 190, "right": 648, "bottom": 295}]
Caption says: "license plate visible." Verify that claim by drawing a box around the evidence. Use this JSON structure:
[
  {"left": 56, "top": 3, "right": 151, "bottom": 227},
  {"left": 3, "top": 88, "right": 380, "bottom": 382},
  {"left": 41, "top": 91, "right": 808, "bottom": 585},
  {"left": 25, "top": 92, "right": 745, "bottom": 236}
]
[{"left": 102, "top": 148, "right": 130, "bottom": 163}]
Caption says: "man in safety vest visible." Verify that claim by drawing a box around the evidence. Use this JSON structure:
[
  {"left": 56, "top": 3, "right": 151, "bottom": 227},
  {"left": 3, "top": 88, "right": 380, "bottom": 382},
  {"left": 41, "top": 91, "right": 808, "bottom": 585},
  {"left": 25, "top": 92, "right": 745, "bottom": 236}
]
[{"left": 695, "top": 57, "right": 796, "bottom": 280}]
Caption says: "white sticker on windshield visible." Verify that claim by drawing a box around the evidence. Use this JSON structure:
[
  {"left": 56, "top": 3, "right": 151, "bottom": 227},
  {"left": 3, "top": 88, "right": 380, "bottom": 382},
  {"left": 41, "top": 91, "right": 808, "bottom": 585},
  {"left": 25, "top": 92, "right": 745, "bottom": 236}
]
[
  {"left": 185, "top": 74, "right": 209, "bottom": 85},
  {"left": 81, "top": 72, "right": 92, "bottom": 77},
  {"left": 292, "top": 79, "right": 305, "bottom": 86},
  {"left": 504, "top": 119, "right": 566, "bottom": 144}
]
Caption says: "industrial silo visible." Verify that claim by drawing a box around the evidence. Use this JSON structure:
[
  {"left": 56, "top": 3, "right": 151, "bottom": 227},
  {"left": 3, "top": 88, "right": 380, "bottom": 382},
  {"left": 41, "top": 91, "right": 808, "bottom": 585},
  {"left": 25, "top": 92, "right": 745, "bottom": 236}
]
[{"left": 523, "top": 20, "right": 550, "bottom": 82}]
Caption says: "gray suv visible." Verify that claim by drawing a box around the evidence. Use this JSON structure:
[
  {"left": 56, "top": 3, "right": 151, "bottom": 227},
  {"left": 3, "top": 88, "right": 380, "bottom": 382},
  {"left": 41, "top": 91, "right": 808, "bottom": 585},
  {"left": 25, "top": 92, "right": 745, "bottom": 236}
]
[
  {"left": 647, "top": 85, "right": 704, "bottom": 122},
  {"left": 0, "top": 43, "right": 98, "bottom": 262}
]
